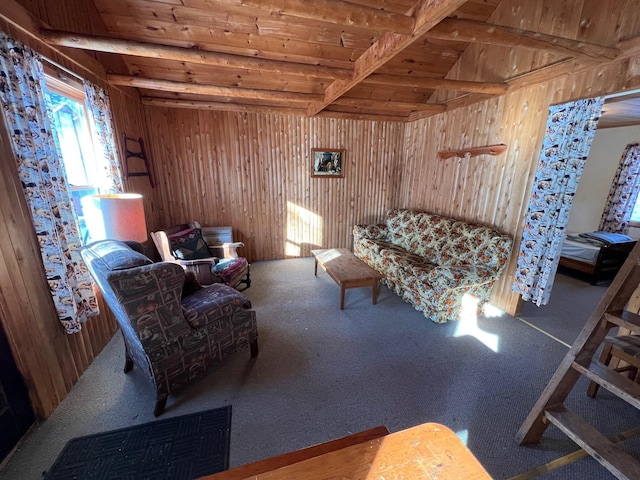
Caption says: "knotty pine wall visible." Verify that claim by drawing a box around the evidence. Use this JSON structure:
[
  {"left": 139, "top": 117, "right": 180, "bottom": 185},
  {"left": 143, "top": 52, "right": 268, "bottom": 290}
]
[
  {"left": 144, "top": 58, "right": 640, "bottom": 319},
  {"left": 401, "top": 59, "right": 640, "bottom": 316},
  {"left": 3, "top": 0, "right": 640, "bottom": 419},
  {"left": 144, "top": 109, "right": 405, "bottom": 261},
  {"left": 0, "top": 3, "right": 154, "bottom": 418}
]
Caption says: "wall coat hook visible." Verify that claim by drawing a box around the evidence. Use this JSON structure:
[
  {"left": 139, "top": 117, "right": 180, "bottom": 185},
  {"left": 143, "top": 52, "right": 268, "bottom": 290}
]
[{"left": 438, "top": 143, "right": 507, "bottom": 160}]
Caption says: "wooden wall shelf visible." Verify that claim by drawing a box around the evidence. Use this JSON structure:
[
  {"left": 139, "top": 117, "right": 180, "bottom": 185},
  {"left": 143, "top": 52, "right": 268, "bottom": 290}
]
[{"left": 438, "top": 143, "right": 507, "bottom": 159}]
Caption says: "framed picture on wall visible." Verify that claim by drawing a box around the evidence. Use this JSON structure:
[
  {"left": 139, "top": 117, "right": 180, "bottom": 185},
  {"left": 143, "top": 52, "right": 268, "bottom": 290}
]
[{"left": 311, "top": 148, "right": 345, "bottom": 178}]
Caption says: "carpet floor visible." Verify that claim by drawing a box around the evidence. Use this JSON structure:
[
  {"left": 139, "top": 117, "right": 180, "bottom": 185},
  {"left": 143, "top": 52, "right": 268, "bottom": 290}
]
[
  {"left": 43, "top": 406, "right": 231, "bottom": 480},
  {"left": 1, "top": 258, "right": 639, "bottom": 480}
]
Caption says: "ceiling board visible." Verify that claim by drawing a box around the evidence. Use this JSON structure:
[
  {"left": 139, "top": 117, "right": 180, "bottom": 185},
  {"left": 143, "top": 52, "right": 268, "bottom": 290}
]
[
  {"left": 32, "top": 0, "right": 631, "bottom": 120},
  {"left": 599, "top": 93, "right": 640, "bottom": 129}
]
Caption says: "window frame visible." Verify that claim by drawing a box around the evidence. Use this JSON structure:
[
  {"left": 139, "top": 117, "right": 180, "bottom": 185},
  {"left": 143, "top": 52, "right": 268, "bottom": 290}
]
[{"left": 44, "top": 69, "right": 101, "bottom": 243}]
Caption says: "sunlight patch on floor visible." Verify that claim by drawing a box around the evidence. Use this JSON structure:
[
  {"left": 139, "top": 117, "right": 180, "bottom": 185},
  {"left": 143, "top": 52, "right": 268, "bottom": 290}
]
[{"left": 453, "top": 294, "right": 500, "bottom": 352}]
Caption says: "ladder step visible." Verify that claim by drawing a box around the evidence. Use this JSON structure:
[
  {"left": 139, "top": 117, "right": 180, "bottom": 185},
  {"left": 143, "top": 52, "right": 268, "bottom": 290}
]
[
  {"left": 545, "top": 408, "right": 640, "bottom": 480},
  {"left": 573, "top": 361, "right": 640, "bottom": 410},
  {"left": 605, "top": 311, "right": 640, "bottom": 332}
]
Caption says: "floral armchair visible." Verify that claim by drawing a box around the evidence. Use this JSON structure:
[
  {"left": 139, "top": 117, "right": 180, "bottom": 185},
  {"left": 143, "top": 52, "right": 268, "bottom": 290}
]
[
  {"left": 151, "top": 222, "right": 250, "bottom": 290},
  {"left": 80, "top": 240, "right": 258, "bottom": 416}
]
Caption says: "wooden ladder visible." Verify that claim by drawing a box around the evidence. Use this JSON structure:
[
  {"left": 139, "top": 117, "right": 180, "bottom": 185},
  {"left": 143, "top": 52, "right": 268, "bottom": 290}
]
[
  {"left": 122, "top": 135, "right": 155, "bottom": 187},
  {"left": 516, "top": 241, "right": 640, "bottom": 479}
]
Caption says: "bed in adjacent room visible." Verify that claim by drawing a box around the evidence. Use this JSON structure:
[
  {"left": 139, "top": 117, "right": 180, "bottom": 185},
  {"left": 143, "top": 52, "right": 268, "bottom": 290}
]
[{"left": 558, "top": 232, "right": 637, "bottom": 285}]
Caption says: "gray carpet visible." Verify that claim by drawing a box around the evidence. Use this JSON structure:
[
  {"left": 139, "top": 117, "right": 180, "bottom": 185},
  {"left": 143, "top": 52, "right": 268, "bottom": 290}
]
[{"left": 2, "top": 258, "right": 639, "bottom": 480}]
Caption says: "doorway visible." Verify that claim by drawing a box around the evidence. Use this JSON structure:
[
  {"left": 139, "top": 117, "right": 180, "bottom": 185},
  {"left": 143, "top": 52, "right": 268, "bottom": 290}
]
[{"left": 0, "top": 319, "right": 35, "bottom": 463}]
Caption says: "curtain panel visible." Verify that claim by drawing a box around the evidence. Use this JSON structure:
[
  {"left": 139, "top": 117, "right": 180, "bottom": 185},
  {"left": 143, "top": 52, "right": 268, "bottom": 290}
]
[
  {"left": 598, "top": 143, "right": 640, "bottom": 234},
  {"left": 0, "top": 31, "right": 98, "bottom": 334},
  {"left": 83, "top": 81, "right": 124, "bottom": 193},
  {"left": 513, "top": 97, "right": 604, "bottom": 306}
]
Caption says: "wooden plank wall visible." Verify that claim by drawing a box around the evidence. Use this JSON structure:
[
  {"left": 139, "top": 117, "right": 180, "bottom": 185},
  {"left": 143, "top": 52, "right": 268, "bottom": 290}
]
[
  {"left": 401, "top": 0, "right": 640, "bottom": 315},
  {"left": 0, "top": 2, "right": 152, "bottom": 418},
  {"left": 144, "top": 109, "right": 405, "bottom": 260},
  {"left": 2, "top": 0, "right": 640, "bottom": 418}
]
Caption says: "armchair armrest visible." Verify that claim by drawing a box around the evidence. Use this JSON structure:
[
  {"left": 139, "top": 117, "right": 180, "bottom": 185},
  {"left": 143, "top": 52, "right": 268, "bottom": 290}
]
[
  {"left": 353, "top": 224, "right": 387, "bottom": 241},
  {"left": 175, "top": 259, "right": 226, "bottom": 285},
  {"left": 426, "top": 264, "right": 498, "bottom": 289},
  {"left": 218, "top": 241, "right": 244, "bottom": 259},
  {"left": 178, "top": 258, "right": 219, "bottom": 267}
]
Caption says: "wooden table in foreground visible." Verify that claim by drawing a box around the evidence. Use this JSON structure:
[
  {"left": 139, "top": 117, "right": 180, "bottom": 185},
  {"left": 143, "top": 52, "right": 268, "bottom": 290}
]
[
  {"left": 311, "top": 248, "right": 384, "bottom": 310},
  {"left": 199, "top": 422, "right": 491, "bottom": 480}
]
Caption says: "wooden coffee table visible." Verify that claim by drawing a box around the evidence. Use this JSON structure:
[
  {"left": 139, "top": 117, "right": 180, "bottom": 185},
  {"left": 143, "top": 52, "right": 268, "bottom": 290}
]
[{"left": 311, "top": 248, "right": 384, "bottom": 310}]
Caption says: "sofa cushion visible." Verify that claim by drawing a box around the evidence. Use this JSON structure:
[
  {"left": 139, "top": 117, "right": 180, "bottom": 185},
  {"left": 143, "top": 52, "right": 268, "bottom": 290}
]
[
  {"left": 386, "top": 209, "right": 454, "bottom": 264},
  {"left": 440, "top": 221, "right": 512, "bottom": 268},
  {"left": 380, "top": 244, "right": 429, "bottom": 271},
  {"left": 425, "top": 264, "right": 498, "bottom": 289},
  {"left": 169, "top": 227, "right": 212, "bottom": 260}
]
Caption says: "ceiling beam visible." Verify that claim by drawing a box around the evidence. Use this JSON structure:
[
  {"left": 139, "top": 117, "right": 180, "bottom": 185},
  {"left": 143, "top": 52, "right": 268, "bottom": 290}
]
[
  {"left": 317, "top": 111, "right": 409, "bottom": 122},
  {"left": 364, "top": 73, "right": 508, "bottom": 94},
  {"left": 436, "top": 35, "right": 640, "bottom": 115},
  {"left": 0, "top": 0, "right": 106, "bottom": 81},
  {"left": 333, "top": 97, "right": 446, "bottom": 113},
  {"left": 141, "top": 97, "right": 308, "bottom": 115},
  {"left": 40, "top": 29, "right": 351, "bottom": 80},
  {"left": 426, "top": 18, "right": 620, "bottom": 61},
  {"left": 108, "top": 75, "right": 322, "bottom": 103},
  {"left": 142, "top": 96, "right": 408, "bottom": 122},
  {"left": 306, "top": 0, "right": 467, "bottom": 116},
  {"left": 232, "top": 0, "right": 415, "bottom": 35}
]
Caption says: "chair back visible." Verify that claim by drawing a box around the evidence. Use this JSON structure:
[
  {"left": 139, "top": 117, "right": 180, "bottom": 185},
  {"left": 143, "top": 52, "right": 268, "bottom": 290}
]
[{"left": 150, "top": 230, "right": 177, "bottom": 262}]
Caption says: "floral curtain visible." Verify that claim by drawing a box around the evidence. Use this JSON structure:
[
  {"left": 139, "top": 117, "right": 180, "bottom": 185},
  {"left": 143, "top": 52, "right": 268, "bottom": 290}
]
[
  {"left": 513, "top": 97, "right": 604, "bottom": 306},
  {"left": 83, "top": 81, "right": 123, "bottom": 192},
  {"left": 598, "top": 143, "right": 640, "bottom": 234},
  {"left": 0, "top": 31, "right": 99, "bottom": 334}
]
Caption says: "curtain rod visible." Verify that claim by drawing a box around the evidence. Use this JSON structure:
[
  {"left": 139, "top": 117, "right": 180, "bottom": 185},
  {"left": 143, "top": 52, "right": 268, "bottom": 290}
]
[{"left": 41, "top": 57, "right": 84, "bottom": 82}]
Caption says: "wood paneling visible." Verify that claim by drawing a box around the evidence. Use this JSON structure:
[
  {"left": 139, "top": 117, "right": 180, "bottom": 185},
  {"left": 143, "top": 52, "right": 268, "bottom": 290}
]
[
  {"left": 0, "top": 2, "right": 152, "bottom": 418},
  {"left": 144, "top": 109, "right": 405, "bottom": 260},
  {"left": 2, "top": 0, "right": 640, "bottom": 420},
  {"left": 401, "top": 51, "right": 640, "bottom": 316}
]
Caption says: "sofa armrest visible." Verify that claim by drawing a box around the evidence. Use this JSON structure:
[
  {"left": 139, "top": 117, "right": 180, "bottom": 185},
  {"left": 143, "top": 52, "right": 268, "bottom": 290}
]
[
  {"left": 426, "top": 265, "right": 498, "bottom": 289},
  {"left": 353, "top": 224, "right": 387, "bottom": 241}
]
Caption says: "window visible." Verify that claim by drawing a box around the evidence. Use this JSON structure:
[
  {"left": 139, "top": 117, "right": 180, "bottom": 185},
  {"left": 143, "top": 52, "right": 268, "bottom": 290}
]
[
  {"left": 631, "top": 195, "right": 640, "bottom": 226},
  {"left": 44, "top": 73, "right": 100, "bottom": 243}
]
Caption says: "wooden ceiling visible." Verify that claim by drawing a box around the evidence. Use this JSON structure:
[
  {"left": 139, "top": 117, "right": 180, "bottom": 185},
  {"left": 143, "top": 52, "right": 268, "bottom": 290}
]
[
  {"left": 599, "top": 92, "right": 640, "bottom": 129},
  {"left": 36, "top": 0, "right": 640, "bottom": 122}
]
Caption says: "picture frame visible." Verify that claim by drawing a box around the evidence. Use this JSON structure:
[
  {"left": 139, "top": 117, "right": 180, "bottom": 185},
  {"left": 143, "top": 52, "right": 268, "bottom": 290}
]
[{"left": 311, "top": 148, "right": 345, "bottom": 178}]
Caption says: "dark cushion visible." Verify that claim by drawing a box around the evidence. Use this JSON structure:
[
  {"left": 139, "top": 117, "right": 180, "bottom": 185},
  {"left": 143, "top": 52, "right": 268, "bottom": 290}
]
[
  {"left": 181, "top": 270, "right": 203, "bottom": 299},
  {"left": 168, "top": 227, "right": 212, "bottom": 260}
]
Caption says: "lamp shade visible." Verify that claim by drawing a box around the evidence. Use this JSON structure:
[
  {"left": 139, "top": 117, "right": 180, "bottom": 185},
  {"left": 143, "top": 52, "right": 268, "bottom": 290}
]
[{"left": 82, "top": 193, "right": 148, "bottom": 243}]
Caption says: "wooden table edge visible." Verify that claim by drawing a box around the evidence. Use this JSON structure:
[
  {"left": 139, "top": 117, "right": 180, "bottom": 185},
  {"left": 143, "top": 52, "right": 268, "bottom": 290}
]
[{"left": 198, "top": 426, "right": 390, "bottom": 480}]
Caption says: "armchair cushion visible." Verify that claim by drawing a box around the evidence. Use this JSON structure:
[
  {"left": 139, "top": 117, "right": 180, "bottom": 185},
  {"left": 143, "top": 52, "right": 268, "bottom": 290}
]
[
  {"left": 168, "top": 227, "right": 212, "bottom": 260},
  {"left": 181, "top": 284, "right": 252, "bottom": 329}
]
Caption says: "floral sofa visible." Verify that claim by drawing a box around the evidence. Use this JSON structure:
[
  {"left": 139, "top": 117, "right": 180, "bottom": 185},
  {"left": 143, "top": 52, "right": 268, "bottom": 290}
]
[
  {"left": 80, "top": 240, "right": 258, "bottom": 415},
  {"left": 353, "top": 209, "right": 512, "bottom": 323}
]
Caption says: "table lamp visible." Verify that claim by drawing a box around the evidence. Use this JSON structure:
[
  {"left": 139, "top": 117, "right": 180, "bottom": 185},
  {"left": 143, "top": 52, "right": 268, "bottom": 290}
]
[{"left": 82, "top": 193, "right": 148, "bottom": 243}]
